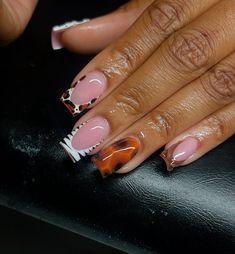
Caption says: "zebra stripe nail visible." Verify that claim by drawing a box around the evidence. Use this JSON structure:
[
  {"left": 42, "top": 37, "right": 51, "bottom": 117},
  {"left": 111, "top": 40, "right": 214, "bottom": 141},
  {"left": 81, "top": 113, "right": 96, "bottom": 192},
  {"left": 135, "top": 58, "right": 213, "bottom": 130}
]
[{"left": 60, "top": 116, "right": 110, "bottom": 162}]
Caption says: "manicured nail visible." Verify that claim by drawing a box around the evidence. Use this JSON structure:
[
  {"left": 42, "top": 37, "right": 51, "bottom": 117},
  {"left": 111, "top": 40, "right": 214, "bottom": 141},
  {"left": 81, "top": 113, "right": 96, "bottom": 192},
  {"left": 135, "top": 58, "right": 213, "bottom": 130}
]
[
  {"left": 160, "top": 137, "right": 199, "bottom": 171},
  {"left": 92, "top": 137, "right": 140, "bottom": 178},
  {"left": 60, "top": 116, "right": 110, "bottom": 162},
  {"left": 51, "top": 19, "right": 90, "bottom": 50},
  {"left": 61, "top": 71, "right": 107, "bottom": 116}
]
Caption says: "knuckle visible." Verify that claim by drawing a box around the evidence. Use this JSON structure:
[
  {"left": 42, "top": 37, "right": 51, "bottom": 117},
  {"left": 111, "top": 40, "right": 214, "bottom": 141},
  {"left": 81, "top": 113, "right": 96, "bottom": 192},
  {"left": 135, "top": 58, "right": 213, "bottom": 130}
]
[
  {"left": 147, "top": 0, "right": 184, "bottom": 35},
  {"left": 103, "top": 42, "right": 140, "bottom": 77},
  {"left": 207, "top": 115, "right": 226, "bottom": 142},
  {"left": 148, "top": 110, "right": 177, "bottom": 140},
  {"left": 201, "top": 63, "right": 235, "bottom": 103},
  {"left": 115, "top": 87, "right": 146, "bottom": 117},
  {"left": 166, "top": 28, "right": 213, "bottom": 72}
]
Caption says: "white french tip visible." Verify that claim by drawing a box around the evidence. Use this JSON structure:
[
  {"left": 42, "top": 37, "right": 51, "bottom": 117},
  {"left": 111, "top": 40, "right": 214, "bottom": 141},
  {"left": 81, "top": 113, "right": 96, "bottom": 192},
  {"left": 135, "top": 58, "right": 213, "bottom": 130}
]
[
  {"left": 60, "top": 126, "right": 101, "bottom": 163},
  {"left": 59, "top": 142, "right": 80, "bottom": 163},
  {"left": 51, "top": 19, "right": 90, "bottom": 50},
  {"left": 51, "top": 32, "right": 63, "bottom": 50}
]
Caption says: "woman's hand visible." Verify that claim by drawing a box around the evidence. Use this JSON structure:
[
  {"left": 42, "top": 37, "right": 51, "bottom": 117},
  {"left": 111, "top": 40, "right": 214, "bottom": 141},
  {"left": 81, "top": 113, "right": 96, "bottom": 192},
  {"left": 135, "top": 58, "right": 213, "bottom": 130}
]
[
  {"left": 57, "top": 0, "right": 235, "bottom": 177},
  {"left": 0, "top": 0, "right": 38, "bottom": 46}
]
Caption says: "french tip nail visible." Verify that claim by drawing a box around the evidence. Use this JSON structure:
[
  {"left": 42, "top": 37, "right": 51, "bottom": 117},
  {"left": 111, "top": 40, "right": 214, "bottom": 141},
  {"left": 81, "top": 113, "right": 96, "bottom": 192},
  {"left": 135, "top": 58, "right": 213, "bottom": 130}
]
[
  {"left": 52, "top": 46, "right": 63, "bottom": 51},
  {"left": 60, "top": 88, "right": 79, "bottom": 117},
  {"left": 51, "top": 19, "right": 90, "bottom": 50},
  {"left": 160, "top": 137, "right": 199, "bottom": 171},
  {"left": 160, "top": 152, "right": 174, "bottom": 171},
  {"left": 59, "top": 141, "right": 79, "bottom": 163},
  {"left": 51, "top": 30, "right": 63, "bottom": 50},
  {"left": 61, "top": 71, "right": 107, "bottom": 116},
  {"left": 60, "top": 117, "right": 110, "bottom": 163}
]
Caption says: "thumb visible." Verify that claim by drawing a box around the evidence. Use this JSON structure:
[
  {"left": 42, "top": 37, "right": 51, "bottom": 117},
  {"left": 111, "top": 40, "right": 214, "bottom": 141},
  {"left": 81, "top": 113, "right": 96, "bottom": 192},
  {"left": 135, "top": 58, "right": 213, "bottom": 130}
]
[
  {"left": 0, "top": 0, "right": 38, "bottom": 46},
  {"left": 52, "top": 0, "right": 154, "bottom": 54}
]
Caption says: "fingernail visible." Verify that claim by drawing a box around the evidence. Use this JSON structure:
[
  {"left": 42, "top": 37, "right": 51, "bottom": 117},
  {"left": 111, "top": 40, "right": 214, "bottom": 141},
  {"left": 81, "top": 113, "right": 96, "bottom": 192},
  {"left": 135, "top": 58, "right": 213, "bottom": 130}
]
[
  {"left": 61, "top": 71, "right": 107, "bottom": 116},
  {"left": 92, "top": 137, "right": 140, "bottom": 178},
  {"left": 160, "top": 137, "right": 199, "bottom": 171},
  {"left": 51, "top": 19, "right": 90, "bottom": 50},
  {"left": 60, "top": 116, "right": 110, "bottom": 163}
]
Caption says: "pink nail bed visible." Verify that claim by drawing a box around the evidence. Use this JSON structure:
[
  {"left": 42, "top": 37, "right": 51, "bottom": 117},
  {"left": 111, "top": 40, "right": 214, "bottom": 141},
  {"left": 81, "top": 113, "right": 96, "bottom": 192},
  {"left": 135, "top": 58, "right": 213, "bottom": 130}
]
[
  {"left": 60, "top": 116, "right": 110, "bottom": 163},
  {"left": 172, "top": 137, "right": 198, "bottom": 162},
  {"left": 161, "top": 137, "right": 199, "bottom": 171},
  {"left": 51, "top": 19, "right": 90, "bottom": 50},
  {"left": 61, "top": 71, "right": 107, "bottom": 117}
]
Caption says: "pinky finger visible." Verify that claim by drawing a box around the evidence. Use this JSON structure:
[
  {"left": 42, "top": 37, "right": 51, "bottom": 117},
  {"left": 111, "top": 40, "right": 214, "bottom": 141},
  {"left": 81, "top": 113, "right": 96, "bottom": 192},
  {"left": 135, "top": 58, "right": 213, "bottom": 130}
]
[{"left": 161, "top": 103, "right": 235, "bottom": 171}]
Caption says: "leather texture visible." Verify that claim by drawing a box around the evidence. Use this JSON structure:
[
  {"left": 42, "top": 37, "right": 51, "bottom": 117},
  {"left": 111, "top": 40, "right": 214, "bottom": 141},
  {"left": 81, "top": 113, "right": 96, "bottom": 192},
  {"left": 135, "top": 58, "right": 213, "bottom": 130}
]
[{"left": 0, "top": 0, "right": 235, "bottom": 253}]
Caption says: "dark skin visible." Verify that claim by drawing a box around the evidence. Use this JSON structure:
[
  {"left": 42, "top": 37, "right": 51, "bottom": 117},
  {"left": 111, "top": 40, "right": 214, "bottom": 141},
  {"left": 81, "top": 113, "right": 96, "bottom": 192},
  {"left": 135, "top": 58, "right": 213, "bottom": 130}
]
[{"left": 2, "top": 0, "right": 235, "bottom": 176}]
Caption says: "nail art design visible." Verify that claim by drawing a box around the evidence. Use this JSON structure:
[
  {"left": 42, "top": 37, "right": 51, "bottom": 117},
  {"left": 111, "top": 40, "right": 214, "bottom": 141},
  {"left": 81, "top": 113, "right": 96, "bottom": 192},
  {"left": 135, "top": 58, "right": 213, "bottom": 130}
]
[
  {"left": 60, "top": 116, "right": 110, "bottom": 162},
  {"left": 160, "top": 137, "right": 199, "bottom": 171},
  {"left": 92, "top": 137, "right": 140, "bottom": 178},
  {"left": 60, "top": 124, "right": 100, "bottom": 162},
  {"left": 61, "top": 71, "right": 107, "bottom": 117},
  {"left": 51, "top": 19, "right": 90, "bottom": 50}
]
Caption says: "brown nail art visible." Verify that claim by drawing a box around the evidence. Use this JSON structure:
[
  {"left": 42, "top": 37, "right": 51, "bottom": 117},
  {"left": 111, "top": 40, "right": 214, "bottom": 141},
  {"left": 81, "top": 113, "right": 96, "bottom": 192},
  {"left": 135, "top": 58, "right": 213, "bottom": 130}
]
[
  {"left": 160, "top": 142, "right": 183, "bottom": 171},
  {"left": 92, "top": 137, "right": 140, "bottom": 178},
  {"left": 60, "top": 86, "right": 97, "bottom": 117},
  {"left": 60, "top": 71, "right": 107, "bottom": 117},
  {"left": 79, "top": 75, "right": 86, "bottom": 81},
  {"left": 71, "top": 81, "right": 78, "bottom": 88},
  {"left": 161, "top": 137, "right": 199, "bottom": 171}
]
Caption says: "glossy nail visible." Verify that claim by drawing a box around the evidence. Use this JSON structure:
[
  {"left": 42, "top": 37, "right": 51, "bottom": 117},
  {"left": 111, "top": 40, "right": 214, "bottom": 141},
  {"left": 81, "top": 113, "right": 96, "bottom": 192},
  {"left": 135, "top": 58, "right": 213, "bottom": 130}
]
[
  {"left": 92, "top": 137, "right": 140, "bottom": 178},
  {"left": 61, "top": 71, "right": 107, "bottom": 116},
  {"left": 160, "top": 137, "right": 199, "bottom": 171},
  {"left": 60, "top": 116, "right": 110, "bottom": 162},
  {"left": 51, "top": 19, "right": 90, "bottom": 50}
]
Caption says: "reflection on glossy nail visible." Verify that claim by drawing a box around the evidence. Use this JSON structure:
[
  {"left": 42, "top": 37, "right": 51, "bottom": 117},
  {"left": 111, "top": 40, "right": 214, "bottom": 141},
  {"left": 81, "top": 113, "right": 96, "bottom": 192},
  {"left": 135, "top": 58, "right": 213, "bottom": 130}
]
[
  {"left": 60, "top": 116, "right": 110, "bottom": 162},
  {"left": 160, "top": 137, "right": 199, "bottom": 171},
  {"left": 61, "top": 71, "right": 107, "bottom": 117},
  {"left": 92, "top": 137, "right": 140, "bottom": 178}
]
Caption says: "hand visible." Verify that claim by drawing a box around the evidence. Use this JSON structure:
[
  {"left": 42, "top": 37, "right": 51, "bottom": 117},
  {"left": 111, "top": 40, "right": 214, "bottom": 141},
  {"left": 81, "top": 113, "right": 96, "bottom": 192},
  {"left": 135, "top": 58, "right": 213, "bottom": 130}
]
[
  {"left": 0, "top": 0, "right": 38, "bottom": 46},
  {"left": 58, "top": 0, "right": 235, "bottom": 177}
]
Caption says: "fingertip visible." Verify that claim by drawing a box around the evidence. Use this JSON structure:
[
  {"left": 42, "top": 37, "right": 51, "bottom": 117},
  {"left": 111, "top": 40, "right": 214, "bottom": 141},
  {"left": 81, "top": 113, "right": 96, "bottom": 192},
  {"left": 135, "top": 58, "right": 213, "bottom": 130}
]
[
  {"left": 51, "top": 0, "right": 150, "bottom": 53},
  {"left": 51, "top": 19, "right": 90, "bottom": 52},
  {"left": 60, "top": 26, "right": 103, "bottom": 54},
  {"left": 57, "top": 8, "right": 142, "bottom": 54},
  {"left": 51, "top": 30, "right": 63, "bottom": 50}
]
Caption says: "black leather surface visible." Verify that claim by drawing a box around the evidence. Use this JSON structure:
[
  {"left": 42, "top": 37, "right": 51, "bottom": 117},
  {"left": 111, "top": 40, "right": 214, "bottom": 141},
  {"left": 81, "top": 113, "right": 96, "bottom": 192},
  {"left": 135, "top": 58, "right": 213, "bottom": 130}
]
[
  {"left": 0, "top": 0, "right": 235, "bottom": 253},
  {"left": 0, "top": 205, "right": 124, "bottom": 254}
]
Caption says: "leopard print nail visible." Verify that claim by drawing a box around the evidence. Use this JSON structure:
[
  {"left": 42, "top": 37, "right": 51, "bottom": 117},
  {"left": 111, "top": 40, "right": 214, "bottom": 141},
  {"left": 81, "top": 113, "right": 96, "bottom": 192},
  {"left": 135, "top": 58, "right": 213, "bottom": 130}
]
[{"left": 60, "top": 76, "right": 98, "bottom": 117}]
